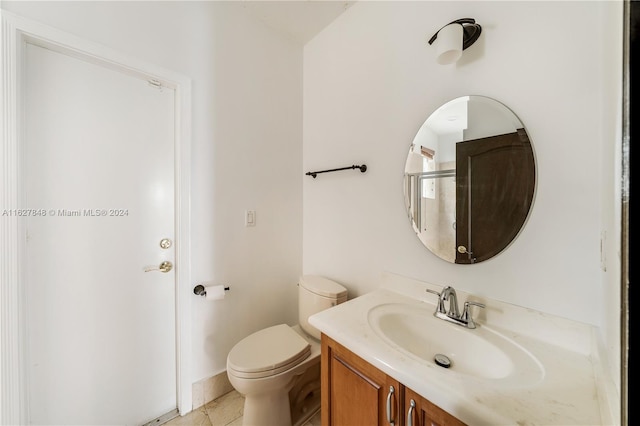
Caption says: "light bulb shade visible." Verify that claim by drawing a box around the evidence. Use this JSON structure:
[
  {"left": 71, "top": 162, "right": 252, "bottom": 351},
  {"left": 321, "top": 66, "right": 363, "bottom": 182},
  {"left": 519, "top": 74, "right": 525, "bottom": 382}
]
[{"left": 435, "top": 23, "right": 463, "bottom": 65}]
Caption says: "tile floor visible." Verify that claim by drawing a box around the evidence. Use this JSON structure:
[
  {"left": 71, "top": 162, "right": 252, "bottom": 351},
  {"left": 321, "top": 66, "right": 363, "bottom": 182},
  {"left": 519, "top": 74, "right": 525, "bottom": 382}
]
[{"left": 163, "top": 390, "right": 321, "bottom": 426}]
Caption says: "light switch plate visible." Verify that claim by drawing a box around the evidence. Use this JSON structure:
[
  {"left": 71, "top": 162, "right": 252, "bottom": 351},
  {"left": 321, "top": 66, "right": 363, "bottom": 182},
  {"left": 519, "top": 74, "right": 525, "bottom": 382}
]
[{"left": 245, "top": 210, "right": 256, "bottom": 227}]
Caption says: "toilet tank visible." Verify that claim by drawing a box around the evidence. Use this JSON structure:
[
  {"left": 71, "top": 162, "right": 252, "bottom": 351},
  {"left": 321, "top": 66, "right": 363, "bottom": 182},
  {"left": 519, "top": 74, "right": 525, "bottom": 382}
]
[{"left": 298, "top": 275, "right": 348, "bottom": 340}]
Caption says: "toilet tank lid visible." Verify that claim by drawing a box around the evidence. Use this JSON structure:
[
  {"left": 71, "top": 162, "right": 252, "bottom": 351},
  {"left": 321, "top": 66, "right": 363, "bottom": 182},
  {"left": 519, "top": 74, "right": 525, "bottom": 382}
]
[{"left": 299, "top": 275, "right": 347, "bottom": 299}]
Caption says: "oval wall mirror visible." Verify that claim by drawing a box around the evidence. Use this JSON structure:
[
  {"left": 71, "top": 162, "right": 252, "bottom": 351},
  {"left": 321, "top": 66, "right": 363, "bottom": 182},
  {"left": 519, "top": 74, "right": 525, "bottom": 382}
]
[{"left": 403, "top": 96, "right": 536, "bottom": 264}]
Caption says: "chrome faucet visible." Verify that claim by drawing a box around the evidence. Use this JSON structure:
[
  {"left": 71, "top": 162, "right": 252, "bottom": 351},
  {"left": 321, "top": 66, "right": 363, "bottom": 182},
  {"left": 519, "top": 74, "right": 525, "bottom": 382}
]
[
  {"left": 426, "top": 286, "right": 485, "bottom": 329},
  {"left": 439, "top": 286, "right": 460, "bottom": 318}
]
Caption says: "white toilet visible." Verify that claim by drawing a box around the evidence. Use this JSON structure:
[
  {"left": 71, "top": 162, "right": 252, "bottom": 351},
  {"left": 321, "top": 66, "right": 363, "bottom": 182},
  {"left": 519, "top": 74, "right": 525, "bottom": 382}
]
[{"left": 226, "top": 275, "right": 347, "bottom": 426}]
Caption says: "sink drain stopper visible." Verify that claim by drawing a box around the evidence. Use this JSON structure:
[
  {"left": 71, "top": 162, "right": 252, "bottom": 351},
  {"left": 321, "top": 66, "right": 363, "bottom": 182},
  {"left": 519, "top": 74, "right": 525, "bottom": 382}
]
[{"left": 434, "top": 354, "right": 451, "bottom": 368}]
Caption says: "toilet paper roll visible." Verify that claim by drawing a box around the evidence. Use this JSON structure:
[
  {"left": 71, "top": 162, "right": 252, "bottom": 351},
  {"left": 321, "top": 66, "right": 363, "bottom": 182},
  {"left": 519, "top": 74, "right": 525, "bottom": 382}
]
[{"left": 205, "top": 285, "right": 226, "bottom": 301}]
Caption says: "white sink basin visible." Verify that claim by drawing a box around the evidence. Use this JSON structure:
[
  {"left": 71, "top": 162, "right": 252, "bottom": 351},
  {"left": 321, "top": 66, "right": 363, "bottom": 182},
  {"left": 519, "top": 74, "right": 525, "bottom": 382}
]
[{"left": 368, "top": 303, "right": 545, "bottom": 385}]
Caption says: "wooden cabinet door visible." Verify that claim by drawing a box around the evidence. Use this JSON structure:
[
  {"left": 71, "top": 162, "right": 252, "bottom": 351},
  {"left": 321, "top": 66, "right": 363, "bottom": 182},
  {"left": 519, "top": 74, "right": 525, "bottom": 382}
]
[
  {"left": 404, "top": 388, "right": 466, "bottom": 426},
  {"left": 321, "top": 334, "right": 401, "bottom": 426}
]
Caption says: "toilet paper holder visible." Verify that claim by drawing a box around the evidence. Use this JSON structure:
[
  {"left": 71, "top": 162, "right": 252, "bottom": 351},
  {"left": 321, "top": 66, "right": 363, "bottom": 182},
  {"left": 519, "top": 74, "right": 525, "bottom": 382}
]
[{"left": 193, "top": 284, "right": 230, "bottom": 297}]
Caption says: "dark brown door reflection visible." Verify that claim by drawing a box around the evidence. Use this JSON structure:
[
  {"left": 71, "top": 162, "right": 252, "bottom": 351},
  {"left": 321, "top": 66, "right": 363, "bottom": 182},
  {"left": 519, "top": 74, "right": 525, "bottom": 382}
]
[{"left": 455, "top": 129, "right": 535, "bottom": 264}]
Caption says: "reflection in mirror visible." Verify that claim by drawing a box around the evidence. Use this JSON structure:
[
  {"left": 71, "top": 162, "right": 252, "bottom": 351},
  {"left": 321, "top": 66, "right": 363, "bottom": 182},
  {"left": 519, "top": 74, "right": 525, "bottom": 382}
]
[{"left": 404, "top": 96, "right": 535, "bottom": 264}]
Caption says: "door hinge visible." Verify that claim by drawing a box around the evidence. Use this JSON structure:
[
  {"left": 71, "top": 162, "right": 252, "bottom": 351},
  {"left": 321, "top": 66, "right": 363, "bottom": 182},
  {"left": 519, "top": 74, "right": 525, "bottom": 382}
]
[{"left": 148, "top": 79, "right": 163, "bottom": 90}]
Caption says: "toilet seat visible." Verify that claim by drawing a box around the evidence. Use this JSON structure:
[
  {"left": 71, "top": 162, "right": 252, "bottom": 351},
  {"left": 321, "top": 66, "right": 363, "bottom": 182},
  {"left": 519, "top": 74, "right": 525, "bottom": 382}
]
[{"left": 227, "top": 324, "right": 311, "bottom": 379}]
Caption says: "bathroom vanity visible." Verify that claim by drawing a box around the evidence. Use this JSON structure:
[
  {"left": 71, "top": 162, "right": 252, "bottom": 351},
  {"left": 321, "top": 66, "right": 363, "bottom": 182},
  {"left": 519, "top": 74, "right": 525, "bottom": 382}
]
[
  {"left": 309, "top": 272, "right": 617, "bottom": 425},
  {"left": 322, "top": 333, "right": 464, "bottom": 425}
]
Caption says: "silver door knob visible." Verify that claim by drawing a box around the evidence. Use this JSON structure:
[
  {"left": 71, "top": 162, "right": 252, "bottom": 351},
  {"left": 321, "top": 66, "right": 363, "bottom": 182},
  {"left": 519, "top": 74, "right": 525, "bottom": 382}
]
[{"left": 144, "top": 261, "right": 173, "bottom": 273}]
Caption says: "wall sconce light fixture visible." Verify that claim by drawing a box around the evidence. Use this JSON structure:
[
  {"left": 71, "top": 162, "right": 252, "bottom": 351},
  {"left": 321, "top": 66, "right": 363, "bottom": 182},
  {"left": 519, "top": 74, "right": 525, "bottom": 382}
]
[{"left": 428, "top": 18, "right": 482, "bottom": 65}]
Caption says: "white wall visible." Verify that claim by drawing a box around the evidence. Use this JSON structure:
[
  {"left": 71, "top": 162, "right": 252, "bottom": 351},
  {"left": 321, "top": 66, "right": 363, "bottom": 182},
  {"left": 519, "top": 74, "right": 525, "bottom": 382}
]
[
  {"left": 303, "top": 0, "right": 623, "bottom": 399},
  {"left": 1, "top": 0, "right": 303, "bottom": 382},
  {"left": 303, "top": 1, "right": 621, "bottom": 330},
  {"left": 598, "top": 0, "right": 624, "bottom": 395}
]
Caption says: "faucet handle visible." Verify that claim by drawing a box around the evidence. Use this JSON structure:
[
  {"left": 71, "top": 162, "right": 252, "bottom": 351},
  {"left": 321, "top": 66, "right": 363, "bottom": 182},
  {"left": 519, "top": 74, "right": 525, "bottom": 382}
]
[
  {"left": 425, "top": 289, "right": 446, "bottom": 314},
  {"left": 464, "top": 300, "right": 485, "bottom": 309},
  {"left": 461, "top": 301, "right": 485, "bottom": 328}
]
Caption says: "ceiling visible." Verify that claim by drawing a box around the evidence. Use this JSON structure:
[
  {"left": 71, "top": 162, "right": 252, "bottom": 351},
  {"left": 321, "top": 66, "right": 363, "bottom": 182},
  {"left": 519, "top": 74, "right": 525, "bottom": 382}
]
[{"left": 240, "top": 1, "right": 356, "bottom": 44}]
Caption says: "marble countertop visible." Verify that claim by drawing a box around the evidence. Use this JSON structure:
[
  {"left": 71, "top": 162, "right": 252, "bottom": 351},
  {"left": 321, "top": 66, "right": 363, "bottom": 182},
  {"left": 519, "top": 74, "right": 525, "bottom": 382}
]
[{"left": 308, "top": 272, "right": 609, "bottom": 425}]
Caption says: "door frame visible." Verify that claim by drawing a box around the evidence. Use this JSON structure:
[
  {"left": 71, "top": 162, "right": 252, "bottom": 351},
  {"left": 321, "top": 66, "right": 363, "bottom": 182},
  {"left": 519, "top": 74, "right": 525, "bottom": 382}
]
[{"left": 1, "top": 11, "right": 193, "bottom": 423}]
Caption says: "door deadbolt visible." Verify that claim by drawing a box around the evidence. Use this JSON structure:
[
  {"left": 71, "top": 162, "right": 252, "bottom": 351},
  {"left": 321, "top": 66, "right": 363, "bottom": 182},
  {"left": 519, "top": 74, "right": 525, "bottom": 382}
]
[{"left": 159, "top": 238, "right": 172, "bottom": 249}]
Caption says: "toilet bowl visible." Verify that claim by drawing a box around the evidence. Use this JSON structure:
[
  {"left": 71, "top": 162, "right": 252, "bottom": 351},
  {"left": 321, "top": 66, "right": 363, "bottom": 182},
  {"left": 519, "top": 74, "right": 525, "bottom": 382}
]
[{"left": 226, "top": 276, "right": 347, "bottom": 426}]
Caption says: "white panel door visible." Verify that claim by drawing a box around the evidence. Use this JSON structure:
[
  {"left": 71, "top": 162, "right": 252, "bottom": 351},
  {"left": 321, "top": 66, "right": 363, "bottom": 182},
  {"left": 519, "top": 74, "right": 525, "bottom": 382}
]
[{"left": 24, "top": 42, "right": 176, "bottom": 425}]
